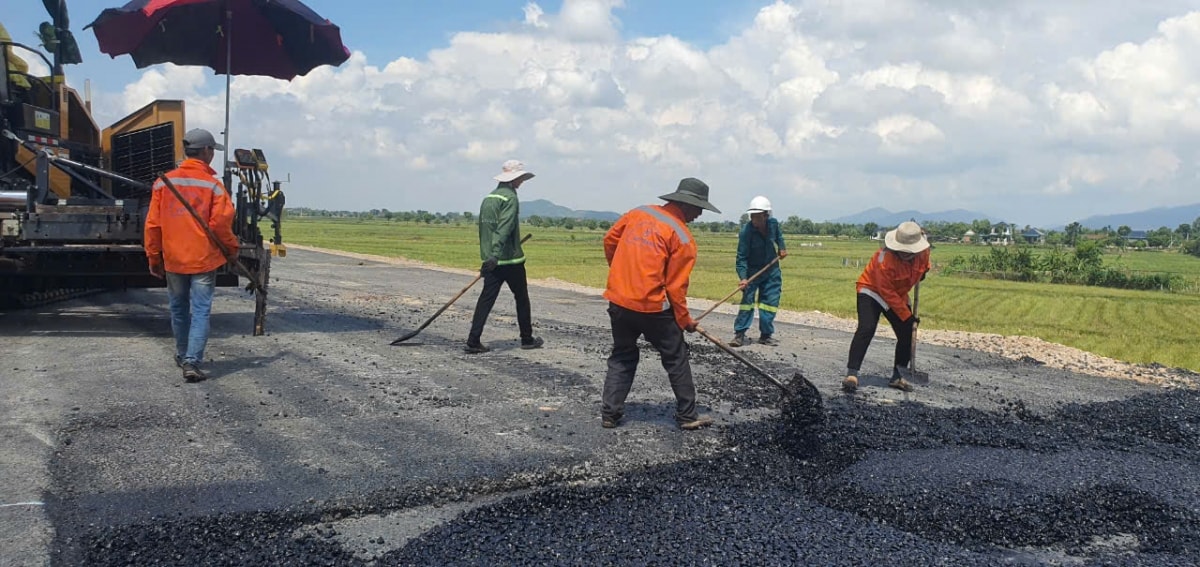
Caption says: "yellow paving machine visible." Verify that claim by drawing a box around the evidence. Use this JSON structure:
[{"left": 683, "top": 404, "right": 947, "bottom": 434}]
[{"left": 1, "top": 3, "right": 281, "bottom": 333}]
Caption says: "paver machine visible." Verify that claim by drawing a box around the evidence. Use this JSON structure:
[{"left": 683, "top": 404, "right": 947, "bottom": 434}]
[{"left": 1, "top": 1, "right": 283, "bottom": 334}]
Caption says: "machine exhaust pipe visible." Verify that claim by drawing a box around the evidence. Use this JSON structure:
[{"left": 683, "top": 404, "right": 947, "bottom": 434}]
[{"left": 0, "top": 191, "right": 29, "bottom": 211}]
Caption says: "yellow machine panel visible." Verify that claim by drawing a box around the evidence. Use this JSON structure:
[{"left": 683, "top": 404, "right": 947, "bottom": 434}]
[{"left": 102, "top": 100, "right": 186, "bottom": 161}]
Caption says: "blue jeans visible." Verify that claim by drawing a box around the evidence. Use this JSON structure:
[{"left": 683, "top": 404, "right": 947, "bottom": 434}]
[{"left": 165, "top": 270, "right": 216, "bottom": 365}]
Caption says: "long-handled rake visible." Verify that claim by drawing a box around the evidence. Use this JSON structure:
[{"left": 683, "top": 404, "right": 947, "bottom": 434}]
[{"left": 390, "top": 233, "right": 532, "bottom": 345}]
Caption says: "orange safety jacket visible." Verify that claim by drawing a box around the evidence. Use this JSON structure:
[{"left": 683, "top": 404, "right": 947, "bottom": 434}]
[
  {"left": 144, "top": 159, "right": 238, "bottom": 275},
  {"left": 856, "top": 247, "right": 931, "bottom": 321},
  {"left": 603, "top": 203, "right": 698, "bottom": 329}
]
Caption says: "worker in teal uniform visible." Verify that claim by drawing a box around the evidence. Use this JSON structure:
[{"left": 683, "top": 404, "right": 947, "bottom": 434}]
[{"left": 730, "top": 196, "right": 787, "bottom": 347}]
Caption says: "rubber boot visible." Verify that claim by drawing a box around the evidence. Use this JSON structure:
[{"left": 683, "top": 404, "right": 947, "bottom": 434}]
[{"left": 729, "top": 332, "right": 748, "bottom": 348}]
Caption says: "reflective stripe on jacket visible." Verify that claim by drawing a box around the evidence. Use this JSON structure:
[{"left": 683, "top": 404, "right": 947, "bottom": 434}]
[
  {"left": 736, "top": 217, "right": 785, "bottom": 280},
  {"left": 144, "top": 159, "right": 237, "bottom": 275},
  {"left": 477, "top": 185, "right": 525, "bottom": 265},
  {"left": 603, "top": 203, "right": 697, "bottom": 329},
  {"left": 855, "top": 247, "right": 931, "bottom": 321}
]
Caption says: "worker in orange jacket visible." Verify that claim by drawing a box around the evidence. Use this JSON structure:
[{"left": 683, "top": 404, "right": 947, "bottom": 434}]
[
  {"left": 600, "top": 178, "right": 719, "bottom": 431},
  {"left": 144, "top": 128, "right": 238, "bottom": 383},
  {"left": 843, "top": 221, "right": 931, "bottom": 393}
]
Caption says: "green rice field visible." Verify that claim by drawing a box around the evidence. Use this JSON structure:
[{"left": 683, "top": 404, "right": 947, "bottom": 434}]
[{"left": 284, "top": 218, "right": 1200, "bottom": 371}]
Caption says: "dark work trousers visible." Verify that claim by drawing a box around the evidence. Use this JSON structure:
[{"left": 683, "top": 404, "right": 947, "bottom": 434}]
[
  {"left": 467, "top": 263, "right": 533, "bottom": 345},
  {"left": 847, "top": 292, "right": 914, "bottom": 373},
  {"left": 601, "top": 302, "right": 698, "bottom": 424}
]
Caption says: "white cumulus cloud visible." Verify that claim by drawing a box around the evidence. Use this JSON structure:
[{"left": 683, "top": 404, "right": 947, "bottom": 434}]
[{"left": 99, "top": 1, "right": 1200, "bottom": 226}]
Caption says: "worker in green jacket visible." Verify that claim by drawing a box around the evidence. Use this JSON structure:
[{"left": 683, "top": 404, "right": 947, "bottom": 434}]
[{"left": 465, "top": 160, "right": 544, "bottom": 353}]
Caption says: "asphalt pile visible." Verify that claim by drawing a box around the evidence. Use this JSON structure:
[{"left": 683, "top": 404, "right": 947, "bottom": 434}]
[
  {"left": 75, "top": 376, "right": 1200, "bottom": 566},
  {"left": 380, "top": 388, "right": 1200, "bottom": 566}
]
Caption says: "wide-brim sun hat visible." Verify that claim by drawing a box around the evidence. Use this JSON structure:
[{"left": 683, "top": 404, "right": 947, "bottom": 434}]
[
  {"left": 658, "top": 177, "right": 721, "bottom": 213},
  {"left": 493, "top": 159, "right": 535, "bottom": 182},
  {"left": 885, "top": 221, "right": 930, "bottom": 253}
]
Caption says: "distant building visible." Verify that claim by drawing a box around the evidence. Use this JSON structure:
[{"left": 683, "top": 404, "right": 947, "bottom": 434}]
[
  {"left": 963, "top": 229, "right": 976, "bottom": 244},
  {"left": 1126, "top": 230, "right": 1149, "bottom": 241},
  {"left": 983, "top": 223, "right": 1012, "bottom": 246},
  {"left": 1021, "top": 228, "right": 1045, "bottom": 244}
]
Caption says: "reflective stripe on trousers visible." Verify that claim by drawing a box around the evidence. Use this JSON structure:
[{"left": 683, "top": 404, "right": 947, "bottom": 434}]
[{"left": 734, "top": 272, "right": 781, "bottom": 335}]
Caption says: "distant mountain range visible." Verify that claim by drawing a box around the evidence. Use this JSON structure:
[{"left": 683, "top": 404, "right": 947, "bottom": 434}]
[
  {"left": 1072, "top": 203, "right": 1200, "bottom": 231},
  {"left": 829, "top": 207, "right": 995, "bottom": 226},
  {"left": 516, "top": 199, "right": 1200, "bottom": 231},
  {"left": 521, "top": 201, "right": 996, "bottom": 226},
  {"left": 521, "top": 199, "right": 621, "bottom": 221},
  {"left": 831, "top": 204, "right": 1200, "bottom": 230}
]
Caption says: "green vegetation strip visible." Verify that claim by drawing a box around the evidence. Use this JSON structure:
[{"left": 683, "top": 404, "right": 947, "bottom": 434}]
[{"left": 286, "top": 219, "right": 1200, "bottom": 372}]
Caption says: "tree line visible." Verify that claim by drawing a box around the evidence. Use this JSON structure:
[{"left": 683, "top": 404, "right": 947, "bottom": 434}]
[
  {"left": 288, "top": 207, "right": 1200, "bottom": 258},
  {"left": 945, "top": 241, "right": 1184, "bottom": 292}
]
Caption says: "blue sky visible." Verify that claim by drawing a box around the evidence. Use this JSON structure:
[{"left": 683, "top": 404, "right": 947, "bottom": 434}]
[
  {"left": 6, "top": 1, "right": 1200, "bottom": 226},
  {"left": 6, "top": 1, "right": 749, "bottom": 94}
]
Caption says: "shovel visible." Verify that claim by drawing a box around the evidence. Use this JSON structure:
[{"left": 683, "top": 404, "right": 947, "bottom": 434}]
[
  {"left": 694, "top": 324, "right": 824, "bottom": 433},
  {"left": 907, "top": 282, "right": 930, "bottom": 384},
  {"left": 693, "top": 256, "right": 780, "bottom": 323},
  {"left": 390, "top": 233, "right": 532, "bottom": 345},
  {"left": 694, "top": 325, "right": 795, "bottom": 397}
]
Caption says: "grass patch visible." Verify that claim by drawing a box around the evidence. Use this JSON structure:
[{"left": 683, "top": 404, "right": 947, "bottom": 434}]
[{"left": 285, "top": 218, "right": 1200, "bottom": 371}]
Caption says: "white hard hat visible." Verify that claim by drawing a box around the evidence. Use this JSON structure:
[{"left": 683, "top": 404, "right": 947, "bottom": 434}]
[{"left": 747, "top": 196, "right": 772, "bottom": 213}]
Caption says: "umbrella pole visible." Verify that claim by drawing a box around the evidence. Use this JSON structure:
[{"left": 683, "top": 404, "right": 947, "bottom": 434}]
[{"left": 222, "top": 4, "right": 232, "bottom": 184}]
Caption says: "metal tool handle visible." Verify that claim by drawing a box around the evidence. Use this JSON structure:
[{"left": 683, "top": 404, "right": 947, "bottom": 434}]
[
  {"left": 156, "top": 174, "right": 264, "bottom": 293},
  {"left": 694, "top": 325, "right": 794, "bottom": 397},
  {"left": 390, "top": 233, "right": 533, "bottom": 345},
  {"left": 906, "top": 281, "right": 931, "bottom": 383},
  {"left": 909, "top": 281, "right": 920, "bottom": 371},
  {"left": 694, "top": 255, "right": 781, "bottom": 323}
]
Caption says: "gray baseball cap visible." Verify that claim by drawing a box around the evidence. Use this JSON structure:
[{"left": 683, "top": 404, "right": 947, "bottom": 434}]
[{"left": 182, "top": 128, "right": 225, "bottom": 151}]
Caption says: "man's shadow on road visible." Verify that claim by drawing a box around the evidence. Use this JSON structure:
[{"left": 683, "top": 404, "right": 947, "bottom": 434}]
[{"left": 190, "top": 352, "right": 291, "bottom": 382}]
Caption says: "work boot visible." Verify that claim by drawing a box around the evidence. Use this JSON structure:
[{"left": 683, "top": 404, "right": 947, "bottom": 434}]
[
  {"left": 678, "top": 415, "right": 714, "bottom": 430},
  {"left": 729, "top": 332, "right": 748, "bottom": 348},
  {"left": 758, "top": 334, "right": 779, "bottom": 346},
  {"left": 601, "top": 415, "right": 620, "bottom": 429},
  {"left": 842, "top": 374, "right": 858, "bottom": 394},
  {"left": 464, "top": 342, "right": 491, "bottom": 354},
  {"left": 174, "top": 355, "right": 183, "bottom": 368},
  {"left": 520, "top": 336, "right": 544, "bottom": 350},
  {"left": 181, "top": 362, "right": 208, "bottom": 383},
  {"left": 889, "top": 366, "right": 915, "bottom": 392}
]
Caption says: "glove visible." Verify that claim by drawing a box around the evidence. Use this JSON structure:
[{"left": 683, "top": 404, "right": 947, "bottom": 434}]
[
  {"left": 481, "top": 257, "right": 498, "bottom": 273},
  {"left": 684, "top": 321, "right": 699, "bottom": 333},
  {"left": 908, "top": 315, "right": 921, "bottom": 326}
]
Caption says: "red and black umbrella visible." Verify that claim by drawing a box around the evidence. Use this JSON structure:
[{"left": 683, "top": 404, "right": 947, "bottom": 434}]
[
  {"left": 87, "top": 0, "right": 350, "bottom": 172},
  {"left": 87, "top": 0, "right": 350, "bottom": 80}
]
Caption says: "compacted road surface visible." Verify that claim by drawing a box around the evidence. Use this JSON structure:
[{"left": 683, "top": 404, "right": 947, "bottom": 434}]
[{"left": 1, "top": 248, "right": 1197, "bottom": 566}]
